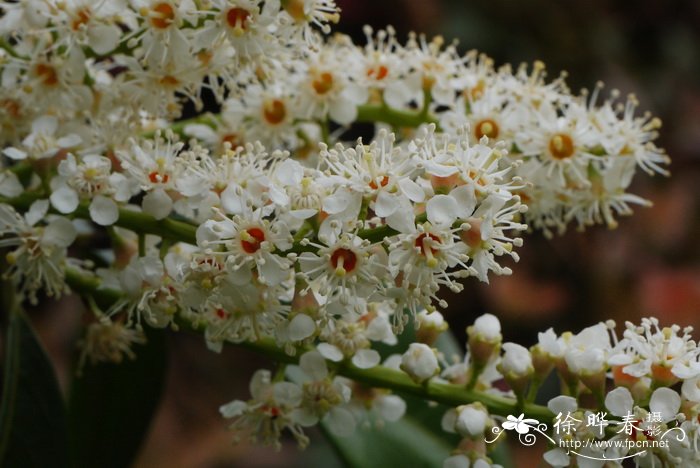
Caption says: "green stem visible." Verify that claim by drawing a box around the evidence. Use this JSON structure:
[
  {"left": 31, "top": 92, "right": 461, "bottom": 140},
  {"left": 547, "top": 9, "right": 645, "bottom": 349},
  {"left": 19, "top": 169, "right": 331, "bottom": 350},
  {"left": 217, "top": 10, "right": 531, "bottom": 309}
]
[
  {"left": 0, "top": 38, "right": 27, "bottom": 60},
  {"left": 0, "top": 194, "right": 429, "bottom": 253},
  {"left": 61, "top": 266, "right": 554, "bottom": 422},
  {"left": 356, "top": 104, "right": 439, "bottom": 129}
]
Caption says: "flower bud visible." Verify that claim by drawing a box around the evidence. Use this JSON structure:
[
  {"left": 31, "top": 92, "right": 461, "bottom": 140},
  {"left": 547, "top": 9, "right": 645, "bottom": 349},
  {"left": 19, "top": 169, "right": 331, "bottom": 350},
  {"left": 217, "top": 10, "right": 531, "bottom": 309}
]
[
  {"left": 455, "top": 402, "right": 490, "bottom": 438},
  {"left": 416, "top": 310, "right": 448, "bottom": 345},
  {"left": 401, "top": 343, "right": 440, "bottom": 383},
  {"left": 565, "top": 348, "right": 607, "bottom": 399},
  {"left": 530, "top": 343, "right": 555, "bottom": 382},
  {"left": 467, "top": 313, "right": 502, "bottom": 368},
  {"left": 498, "top": 343, "right": 534, "bottom": 397}
]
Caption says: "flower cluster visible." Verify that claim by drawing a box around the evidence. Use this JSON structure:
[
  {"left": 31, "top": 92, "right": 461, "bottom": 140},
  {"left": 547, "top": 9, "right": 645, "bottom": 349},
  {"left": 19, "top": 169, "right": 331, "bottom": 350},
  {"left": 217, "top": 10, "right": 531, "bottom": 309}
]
[
  {"left": 431, "top": 314, "right": 700, "bottom": 467},
  {"left": 0, "top": 2, "right": 681, "bottom": 468}
]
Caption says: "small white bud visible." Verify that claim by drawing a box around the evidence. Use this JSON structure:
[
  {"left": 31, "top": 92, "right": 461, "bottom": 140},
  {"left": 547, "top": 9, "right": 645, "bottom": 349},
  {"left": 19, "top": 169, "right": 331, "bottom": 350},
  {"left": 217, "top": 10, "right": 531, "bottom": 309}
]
[
  {"left": 455, "top": 403, "right": 489, "bottom": 437},
  {"left": 400, "top": 343, "right": 440, "bottom": 383},
  {"left": 500, "top": 343, "right": 534, "bottom": 377}
]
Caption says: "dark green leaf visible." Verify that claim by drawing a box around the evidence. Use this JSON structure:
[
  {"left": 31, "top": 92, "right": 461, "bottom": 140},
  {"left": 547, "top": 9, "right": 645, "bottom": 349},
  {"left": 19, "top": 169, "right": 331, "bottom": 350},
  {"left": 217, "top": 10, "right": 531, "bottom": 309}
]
[
  {"left": 322, "top": 415, "right": 453, "bottom": 468},
  {"left": 68, "top": 327, "right": 167, "bottom": 468},
  {"left": 0, "top": 310, "right": 70, "bottom": 468}
]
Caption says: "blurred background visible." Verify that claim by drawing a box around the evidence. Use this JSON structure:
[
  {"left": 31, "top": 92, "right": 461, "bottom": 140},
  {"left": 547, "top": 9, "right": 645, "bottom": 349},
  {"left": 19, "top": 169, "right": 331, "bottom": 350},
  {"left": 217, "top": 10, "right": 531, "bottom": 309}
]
[{"left": 28, "top": 0, "right": 700, "bottom": 466}]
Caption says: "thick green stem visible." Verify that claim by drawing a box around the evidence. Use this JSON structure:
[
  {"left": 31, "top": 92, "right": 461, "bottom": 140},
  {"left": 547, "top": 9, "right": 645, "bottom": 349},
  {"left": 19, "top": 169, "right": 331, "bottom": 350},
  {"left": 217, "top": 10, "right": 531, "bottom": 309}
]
[
  {"left": 0, "top": 195, "right": 428, "bottom": 253},
  {"left": 356, "top": 104, "right": 439, "bottom": 129},
  {"left": 61, "top": 266, "right": 553, "bottom": 422}
]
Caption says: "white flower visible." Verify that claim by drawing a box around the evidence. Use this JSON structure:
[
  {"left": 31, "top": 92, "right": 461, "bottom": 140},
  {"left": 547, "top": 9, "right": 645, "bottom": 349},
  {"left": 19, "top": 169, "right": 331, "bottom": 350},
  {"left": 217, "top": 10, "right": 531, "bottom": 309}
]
[
  {"left": 220, "top": 369, "right": 308, "bottom": 450},
  {"left": 116, "top": 135, "right": 185, "bottom": 219},
  {"left": 3, "top": 115, "right": 81, "bottom": 161},
  {"left": 298, "top": 232, "right": 387, "bottom": 314},
  {"left": 400, "top": 343, "right": 439, "bottom": 383},
  {"left": 0, "top": 201, "right": 76, "bottom": 303},
  {"left": 287, "top": 350, "right": 356, "bottom": 437},
  {"left": 50, "top": 154, "right": 133, "bottom": 226},
  {"left": 294, "top": 49, "right": 368, "bottom": 125},
  {"left": 196, "top": 207, "right": 293, "bottom": 287}
]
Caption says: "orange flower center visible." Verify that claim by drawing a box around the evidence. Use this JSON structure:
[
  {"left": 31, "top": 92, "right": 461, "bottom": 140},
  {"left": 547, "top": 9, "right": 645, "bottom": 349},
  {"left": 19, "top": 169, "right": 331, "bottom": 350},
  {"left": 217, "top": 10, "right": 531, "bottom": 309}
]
[
  {"left": 367, "top": 65, "right": 389, "bottom": 81},
  {"left": 548, "top": 133, "right": 575, "bottom": 160},
  {"left": 159, "top": 75, "right": 180, "bottom": 87},
  {"left": 369, "top": 175, "right": 389, "bottom": 190},
  {"left": 149, "top": 2, "right": 176, "bottom": 29},
  {"left": 312, "top": 72, "right": 334, "bottom": 95},
  {"left": 262, "top": 99, "right": 287, "bottom": 125},
  {"left": 35, "top": 64, "right": 59, "bottom": 86},
  {"left": 71, "top": 8, "right": 91, "bottom": 31},
  {"left": 148, "top": 171, "right": 169, "bottom": 184},
  {"left": 474, "top": 119, "right": 499, "bottom": 140}
]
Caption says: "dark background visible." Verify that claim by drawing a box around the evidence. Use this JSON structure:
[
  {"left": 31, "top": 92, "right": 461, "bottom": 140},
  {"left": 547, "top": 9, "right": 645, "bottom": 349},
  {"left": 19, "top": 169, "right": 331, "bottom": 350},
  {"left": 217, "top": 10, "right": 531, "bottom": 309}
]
[{"left": 30, "top": 1, "right": 700, "bottom": 466}]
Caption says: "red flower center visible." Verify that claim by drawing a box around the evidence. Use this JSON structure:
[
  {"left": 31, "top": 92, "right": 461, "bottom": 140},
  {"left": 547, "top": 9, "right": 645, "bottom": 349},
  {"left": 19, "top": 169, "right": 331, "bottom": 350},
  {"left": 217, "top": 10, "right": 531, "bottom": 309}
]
[
  {"left": 330, "top": 248, "right": 358, "bottom": 274},
  {"left": 226, "top": 7, "right": 250, "bottom": 31},
  {"left": 241, "top": 227, "right": 266, "bottom": 254}
]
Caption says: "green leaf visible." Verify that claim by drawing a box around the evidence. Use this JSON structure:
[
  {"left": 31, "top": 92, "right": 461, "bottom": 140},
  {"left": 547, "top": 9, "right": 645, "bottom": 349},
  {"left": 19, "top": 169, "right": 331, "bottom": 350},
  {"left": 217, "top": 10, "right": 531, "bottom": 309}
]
[
  {"left": 322, "top": 415, "right": 453, "bottom": 468},
  {"left": 0, "top": 310, "right": 70, "bottom": 468},
  {"left": 68, "top": 327, "right": 167, "bottom": 468}
]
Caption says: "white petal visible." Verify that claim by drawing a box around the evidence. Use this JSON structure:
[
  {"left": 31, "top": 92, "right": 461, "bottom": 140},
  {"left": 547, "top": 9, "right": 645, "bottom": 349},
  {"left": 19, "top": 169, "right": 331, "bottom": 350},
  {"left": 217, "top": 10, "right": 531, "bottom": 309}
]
[
  {"left": 323, "top": 187, "right": 354, "bottom": 215},
  {"left": 605, "top": 387, "right": 633, "bottom": 417},
  {"left": 42, "top": 217, "right": 77, "bottom": 248},
  {"left": 0, "top": 172, "right": 23, "bottom": 197},
  {"left": 56, "top": 134, "right": 82, "bottom": 148},
  {"left": 383, "top": 81, "right": 417, "bottom": 109},
  {"left": 450, "top": 185, "right": 477, "bottom": 218},
  {"left": 261, "top": 253, "right": 291, "bottom": 286},
  {"left": 374, "top": 395, "right": 405, "bottom": 422},
  {"left": 547, "top": 396, "right": 578, "bottom": 415},
  {"left": 26, "top": 199, "right": 49, "bottom": 226},
  {"left": 273, "top": 381, "right": 302, "bottom": 407},
  {"left": 324, "top": 407, "right": 356, "bottom": 437},
  {"left": 441, "top": 408, "right": 457, "bottom": 433},
  {"left": 317, "top": 343, "right": 344, "bottom": 362},
  {"left": 427, "top": 194, "right": 458, "bottom": 227},
  {"left": 299, "top": 350, "right": 328, "bottom": 381},
  {"left": 288, "top": 314, "right": 316, "bottom": 342},
  {"left": 398, "top": 178, "right": 425, "bottom": 202},
  {"left": 32, "top": 115, "right": 57, "bottom": 135},
  {"left": 443, "top": 455, "right": 470, "bottom": 468},
  {"left": 275, "top": 159, "right": 304, "bottom": 185},
  {"left": 3, "top": 147, "right": 27, "bottom": 160},
  {"left": 649, "top": 387, "right": 681, "bottom": 421},
  {"left": 290, "top": 407, "right": 319, "bottom": 427},
  {"left": 50, "top": 186, "right": 79, "bottom": 214},
  {"left": 290, "top": 209, "right": 317, "bottom": 219},
  {"left": 142, "top": 189, "right": 173, "bottom": 220},
  {"left": 219, "top": 400, "right": 247, "bottom": 418},
  {"left": 250, "top": 369, "right": 271, "bottom": 399},
  {"left": 220, "top": 184, "right": 246, "bottom": 214},
  {"left": 352, "top": 349, "right": 380, "bottom": 369},
  {"left": 89, "top": 196, "right": 119, "bottom": 226},
  {"left": 183, "top": 123, "right": 217, "bottom": 142},
  {"left": 87, "top": 24, "right": 121, "bottom": 55},
  {"left": 373, "top": 190, "right": 398, "bottom": 217},
  {"left": 543, "top": 449, "right": 570, "bottom": 467},
  {"left": 329, "top": 99, "right": 357, "bottom": 125},
  {"left": 682, "top": 377, "right": 700, "bottom": 402}
]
